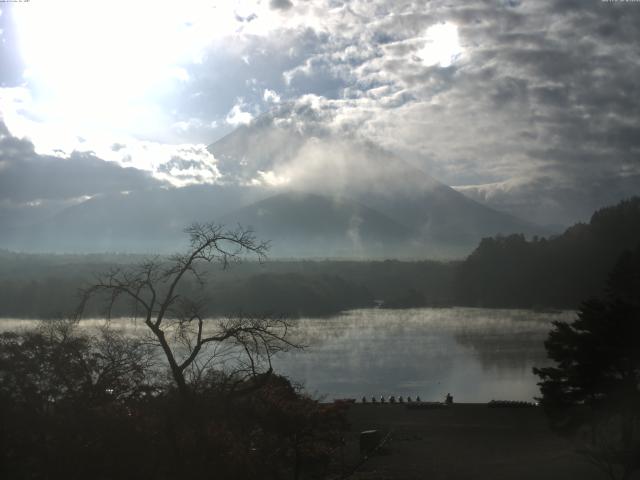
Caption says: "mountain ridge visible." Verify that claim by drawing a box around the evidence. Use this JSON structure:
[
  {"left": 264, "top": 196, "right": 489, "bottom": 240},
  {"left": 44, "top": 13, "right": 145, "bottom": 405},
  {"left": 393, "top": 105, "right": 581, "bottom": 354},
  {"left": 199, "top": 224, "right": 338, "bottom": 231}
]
[{"left": 0, "top": 115, "right": 549, "bottom": 256}]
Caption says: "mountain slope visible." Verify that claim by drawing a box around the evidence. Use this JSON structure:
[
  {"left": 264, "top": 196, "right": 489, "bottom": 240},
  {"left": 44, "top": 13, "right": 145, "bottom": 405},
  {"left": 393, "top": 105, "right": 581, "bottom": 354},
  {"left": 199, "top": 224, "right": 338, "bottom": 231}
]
[
  {"left": 1, "top": 184, "right": 269, "bottom": 253},
  {"left": 219, "top": 191, "right": 417, "bottom": 258},
  {"left": 1, "top": 112, "right": 547, "bottom": 257},
  {"left": 208, "top": 114, "right": 547, "bottom": 256},
  {"left": 455, "top": 197, "right": 640, "bottom": 308}
]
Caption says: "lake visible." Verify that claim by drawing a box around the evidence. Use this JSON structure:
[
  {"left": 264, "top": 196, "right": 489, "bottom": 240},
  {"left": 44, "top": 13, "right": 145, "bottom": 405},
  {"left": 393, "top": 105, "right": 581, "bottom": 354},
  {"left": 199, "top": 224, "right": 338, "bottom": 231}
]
[{"left": 0, "top": 307, "right": 573, "bottom": 402}]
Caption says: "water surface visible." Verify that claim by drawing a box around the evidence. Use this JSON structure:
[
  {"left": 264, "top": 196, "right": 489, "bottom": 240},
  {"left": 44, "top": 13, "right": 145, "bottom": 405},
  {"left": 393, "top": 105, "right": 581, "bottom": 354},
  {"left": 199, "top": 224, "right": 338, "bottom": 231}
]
[
  {"left": 273, "top": 308, "right": 573, "bottom": 402},
  {"left": 1, "top": 308, "right": 573, "bottom": 402}
]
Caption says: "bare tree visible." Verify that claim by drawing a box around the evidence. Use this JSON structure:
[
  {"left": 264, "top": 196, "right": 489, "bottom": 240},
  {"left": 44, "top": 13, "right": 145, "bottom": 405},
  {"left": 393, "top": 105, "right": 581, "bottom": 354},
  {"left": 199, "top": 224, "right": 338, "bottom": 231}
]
[{"left": 77, "top": 223, "right": 298, "bottom": 399}]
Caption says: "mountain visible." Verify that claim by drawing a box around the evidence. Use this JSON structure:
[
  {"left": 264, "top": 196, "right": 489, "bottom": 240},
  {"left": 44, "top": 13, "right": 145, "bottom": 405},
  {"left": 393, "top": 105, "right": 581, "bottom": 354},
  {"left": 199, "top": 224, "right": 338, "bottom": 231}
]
[
  {"left": 0, "top": 110, "right": 547, "bottom": 256},
  {"left": 0, "top": 184, "right": 269, "bottom": 253},
  {"left": 2, "top": 187, "right": 417, "bottom": 257},
  {"left": 219, "top": 191, "right": 417, "bottom": 258},
  {"left": 208, "top": 111, "right": 547, "bottom": 256},
  {"left": 208, "top": 113, "right": 309, "bottom": 185}
]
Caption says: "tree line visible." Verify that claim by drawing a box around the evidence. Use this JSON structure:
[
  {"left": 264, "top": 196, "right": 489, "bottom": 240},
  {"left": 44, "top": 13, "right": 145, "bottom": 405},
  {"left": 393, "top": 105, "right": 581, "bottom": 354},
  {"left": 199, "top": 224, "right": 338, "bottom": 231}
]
[
  {"left": 455, "top": 197, "right": 640, "bottom": 308},
  {"left": 0, "top": 253, "right": 455, "bottom": 318},
  {"left": 0, "top": 197, "right": 639, "bottom": 319}
]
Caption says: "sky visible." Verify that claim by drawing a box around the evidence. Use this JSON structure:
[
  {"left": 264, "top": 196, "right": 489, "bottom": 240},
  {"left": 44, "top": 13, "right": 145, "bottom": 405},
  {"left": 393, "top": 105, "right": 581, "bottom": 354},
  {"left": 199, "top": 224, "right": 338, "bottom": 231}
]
[{"left": 1, "top": 0, "right": 639, "bottom": 227}]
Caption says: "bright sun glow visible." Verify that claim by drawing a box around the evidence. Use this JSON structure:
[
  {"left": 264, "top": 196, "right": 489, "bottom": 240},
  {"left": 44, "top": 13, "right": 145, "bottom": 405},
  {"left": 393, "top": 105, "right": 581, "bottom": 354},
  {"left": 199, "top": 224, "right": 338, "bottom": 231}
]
[
  {"left": 11, "top": 1, "right": 274, "bottom": 136},
  {"left": 419, "top": 22, "right": 463, "bottom": 68}
]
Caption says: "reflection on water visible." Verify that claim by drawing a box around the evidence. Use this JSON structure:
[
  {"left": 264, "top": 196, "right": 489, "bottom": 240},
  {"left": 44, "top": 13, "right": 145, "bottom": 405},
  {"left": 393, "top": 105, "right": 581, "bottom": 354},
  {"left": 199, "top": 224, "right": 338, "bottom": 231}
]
[
  {"left": 0, "top": 308, "right": 574, "bottom": 402},
  {"left": 274, "top": 308, "right": 574, "bottom": 402}
]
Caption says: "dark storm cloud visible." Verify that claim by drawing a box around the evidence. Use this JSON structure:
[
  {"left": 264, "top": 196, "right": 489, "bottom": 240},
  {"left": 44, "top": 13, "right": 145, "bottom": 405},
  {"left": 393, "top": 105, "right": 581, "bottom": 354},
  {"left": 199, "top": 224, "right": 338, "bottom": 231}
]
[{"left": 0, "top": 121, "right": 163, "bottom": 203}]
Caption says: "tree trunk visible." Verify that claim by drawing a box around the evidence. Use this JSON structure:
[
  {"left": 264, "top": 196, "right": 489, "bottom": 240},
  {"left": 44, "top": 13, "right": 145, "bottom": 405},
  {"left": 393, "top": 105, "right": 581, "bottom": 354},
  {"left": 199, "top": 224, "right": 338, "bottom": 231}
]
[{"left": 148, "top": 323, "right": 190, "bottom": 399}]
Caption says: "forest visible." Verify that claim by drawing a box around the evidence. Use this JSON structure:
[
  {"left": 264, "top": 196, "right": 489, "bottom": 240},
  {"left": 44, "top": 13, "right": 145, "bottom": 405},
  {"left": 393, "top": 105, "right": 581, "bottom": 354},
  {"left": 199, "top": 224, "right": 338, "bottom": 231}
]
[
  {"left": 454, "top": 197, "right": 640, "bottom": 308},
  {"left": 0, "top": 197, "right": 639, "bottom": 319}
]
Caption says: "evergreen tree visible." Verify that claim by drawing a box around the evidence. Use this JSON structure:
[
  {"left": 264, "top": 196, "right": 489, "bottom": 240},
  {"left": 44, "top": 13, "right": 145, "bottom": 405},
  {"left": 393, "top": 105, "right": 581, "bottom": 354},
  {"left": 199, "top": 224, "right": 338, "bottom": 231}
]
[{"left": 534, "top": 245, "right": 640, "bottom": 480}]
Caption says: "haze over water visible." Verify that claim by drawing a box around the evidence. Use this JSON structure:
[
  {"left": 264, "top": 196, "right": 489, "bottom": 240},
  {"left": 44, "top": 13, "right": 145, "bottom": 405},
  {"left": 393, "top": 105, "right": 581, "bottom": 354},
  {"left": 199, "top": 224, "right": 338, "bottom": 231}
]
[
  {"left": 273, "top": 308, "right": 574, "bottom": 402},
  {"left": 1, "top": 307, "right": 574, "bottom": 403}
]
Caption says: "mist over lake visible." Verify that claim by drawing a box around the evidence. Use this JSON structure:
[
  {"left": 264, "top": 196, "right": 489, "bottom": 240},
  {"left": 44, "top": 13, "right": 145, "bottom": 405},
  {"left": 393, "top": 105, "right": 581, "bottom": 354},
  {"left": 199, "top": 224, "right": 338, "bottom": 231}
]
[
  {"left": 276, "top": 308, "right": 574, "bottom": 402},
  {"left": 1, "top": 307, "right": 573, "bottom": 403},
  {"left": 3, "top": 1, "right": 640, "bottom": 477}
]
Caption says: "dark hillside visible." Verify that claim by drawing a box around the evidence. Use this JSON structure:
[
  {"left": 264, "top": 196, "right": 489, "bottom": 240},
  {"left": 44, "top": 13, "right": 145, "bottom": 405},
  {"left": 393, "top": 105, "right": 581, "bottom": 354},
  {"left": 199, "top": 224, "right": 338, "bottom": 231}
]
[{"left": 454, "top": 197, "right": 640, "bottom": 308}]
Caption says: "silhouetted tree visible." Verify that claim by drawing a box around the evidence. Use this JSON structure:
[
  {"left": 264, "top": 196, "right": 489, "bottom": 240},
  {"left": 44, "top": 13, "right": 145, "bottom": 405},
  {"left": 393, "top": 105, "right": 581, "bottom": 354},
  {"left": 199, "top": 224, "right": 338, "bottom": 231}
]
[
  {"left": 534, "top": 246, "right": 640, "bottom": 480},
  {"left": 0, "top": 321, "right": 158, "bottom": 479},
  {"left": 0, "top": 322, "right": 345, "bottom": 479},
  {"left": 0, "top": 226, "right": 350, "bottom": 479},
  {"left": 77, "top": 223, "right": 299, "bottom": 399}
]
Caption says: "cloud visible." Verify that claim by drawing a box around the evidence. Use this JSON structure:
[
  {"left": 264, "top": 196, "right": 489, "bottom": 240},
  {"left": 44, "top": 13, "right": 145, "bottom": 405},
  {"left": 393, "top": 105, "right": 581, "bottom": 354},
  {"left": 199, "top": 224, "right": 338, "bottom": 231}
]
[
  {"left": 209, "top": 115, "right": 442, "bottom": 197},
  {"left": 263, "top": 88, "right": 281, "bottom": 103},
  {"left": 270, "top": 0, "right": 293, "bottom": 11},
  {"left": 250, "top": 169, "right": 291, "bottom": 187},
  {"left": 170, "top": 117, "right": 219, "bottom": 143},
  {"left": 225, "top": 101, "right": 255, "bottom": 126},
  {"left": 88, "top": 140, "right": 223, "bottom": 188},
  {"left": 0, "top": 120, "right": 164, "bottom": 204},
  {"left": 4, "top": 0, "right": 640, "bottom": 226},
  {"left": 0, "top": 86, "right": 223, "bottom": 187},
  {"left": 455, "top": 171, "right": 640, "bottom": 228},
  {"left": 191, "top": 0, "right": 640, "bottom": 226},
  {"left": 215, "top": 0, "right": 640, "bottom": 225},
  {"left": 152, "top": 145, "right": 221, "bottom": 186}
]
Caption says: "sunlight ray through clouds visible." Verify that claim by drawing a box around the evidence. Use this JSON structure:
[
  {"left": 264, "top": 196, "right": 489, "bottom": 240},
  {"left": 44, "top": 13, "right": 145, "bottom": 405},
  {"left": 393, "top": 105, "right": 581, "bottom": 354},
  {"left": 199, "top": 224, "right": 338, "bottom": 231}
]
[{"left": 1, "top": 0, "right": 638, "bottom": 226}]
